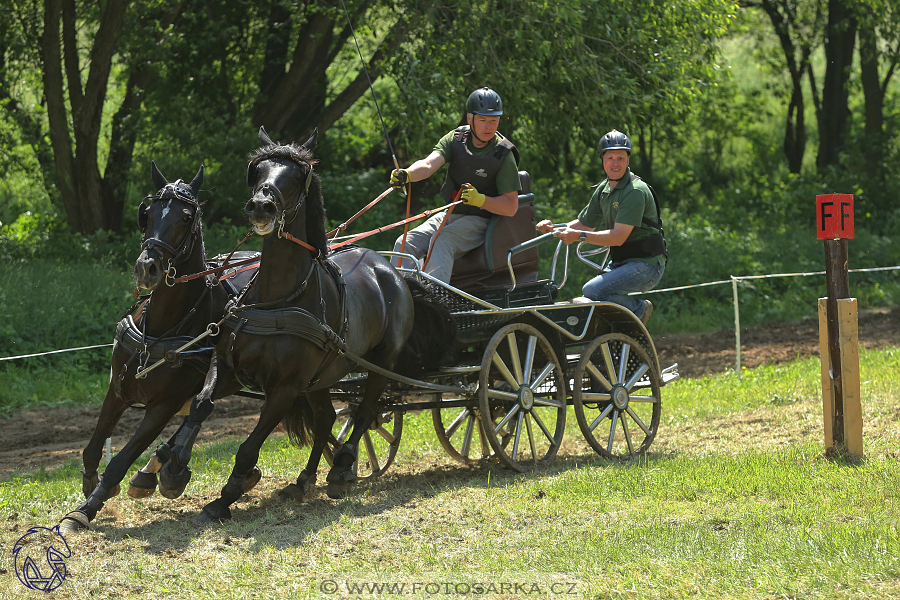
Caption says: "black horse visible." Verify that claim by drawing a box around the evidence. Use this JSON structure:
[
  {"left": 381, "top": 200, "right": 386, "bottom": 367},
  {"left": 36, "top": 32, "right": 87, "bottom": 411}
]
[
  {"left": 59, "top": 163, "right": 259, "bottom": 534},
  {"left": 162, "top": 127, "right": 454, "bottom": 522}
]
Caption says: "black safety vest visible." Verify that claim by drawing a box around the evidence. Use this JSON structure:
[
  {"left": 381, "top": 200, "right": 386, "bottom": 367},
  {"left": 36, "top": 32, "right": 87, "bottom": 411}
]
[
  {"left": 608, "top": 173, "right": 668, "bottom": 264},
  {"left": 439, "top": 126, "right": 518, "bottom": 218}
]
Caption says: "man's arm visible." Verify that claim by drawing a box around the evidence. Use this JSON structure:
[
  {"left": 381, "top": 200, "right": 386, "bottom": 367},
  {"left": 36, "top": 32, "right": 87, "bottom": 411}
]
[
  {"left": 481, "top": 190, "right": 519, "bottom": 216},
  {"left": 561, "top": 222, "right": 632, "bottom": 246},
  {"left": 536, "top": 218, "right": 591, "bottom": 234},
  {"left": 405, "top": 151, "right": 446, "bottom": 182}
]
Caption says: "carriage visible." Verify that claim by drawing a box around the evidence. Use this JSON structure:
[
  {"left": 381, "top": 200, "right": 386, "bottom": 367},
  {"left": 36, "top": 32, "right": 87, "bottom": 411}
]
[
  {"left": 317, "top": 169, "right": 679, "bottom": 476},
  {"left": 61, "top": 132, "right": 677, "bottom": 532}
]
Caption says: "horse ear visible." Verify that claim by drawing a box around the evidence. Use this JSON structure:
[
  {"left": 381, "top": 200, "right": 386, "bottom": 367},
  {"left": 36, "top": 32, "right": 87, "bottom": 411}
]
[
  {"left": 188, "top": 164, "right": 204, "bottom": 197},
  {"left": 302, "top": 128, "right": 318, "bottom": 151},
  {"left": 151, "top": 160, "right": 168, "bottom": 190},
  {"left": 258, "top": 126, "right": 275, "bottom": 147}
]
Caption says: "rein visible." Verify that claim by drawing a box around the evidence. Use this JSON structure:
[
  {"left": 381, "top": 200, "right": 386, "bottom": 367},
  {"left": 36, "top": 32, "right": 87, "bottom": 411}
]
[
  {"left": 328, "top": 199, "right": 463, "bottom": 250},
  {"left": 133, "top": 231, "right": 261, "bottom": 299}
]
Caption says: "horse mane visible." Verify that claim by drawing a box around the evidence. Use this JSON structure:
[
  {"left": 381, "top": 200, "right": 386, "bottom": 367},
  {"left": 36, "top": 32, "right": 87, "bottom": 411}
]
[{"left": 247, "top": 143, "right": 328, "bottom": 255}]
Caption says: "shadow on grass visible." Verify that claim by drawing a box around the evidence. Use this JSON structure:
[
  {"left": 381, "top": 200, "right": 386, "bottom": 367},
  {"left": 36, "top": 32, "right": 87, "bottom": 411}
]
[{"left": 19, "top": 423, "right": 677, "bottom": 556}]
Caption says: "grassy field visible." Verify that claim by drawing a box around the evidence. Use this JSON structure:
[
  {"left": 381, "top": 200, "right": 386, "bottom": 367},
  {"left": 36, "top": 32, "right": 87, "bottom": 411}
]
[{"left": 1, "top": 348, "right": 899, "bottom": 599}]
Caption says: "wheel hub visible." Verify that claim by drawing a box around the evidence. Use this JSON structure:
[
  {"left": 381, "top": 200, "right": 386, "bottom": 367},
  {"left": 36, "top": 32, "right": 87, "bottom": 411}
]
[
  {"left": 518, "top": 386, "right": 535, "bottom": 410},
  {"left": 612, "top": 385, "right": 629, "bottom": 410}
]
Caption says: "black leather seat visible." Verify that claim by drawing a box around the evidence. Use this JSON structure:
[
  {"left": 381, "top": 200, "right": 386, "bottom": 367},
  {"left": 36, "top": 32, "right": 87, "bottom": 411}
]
[{"left": 449, "top": 171, "right": 539, "bottom": 292}]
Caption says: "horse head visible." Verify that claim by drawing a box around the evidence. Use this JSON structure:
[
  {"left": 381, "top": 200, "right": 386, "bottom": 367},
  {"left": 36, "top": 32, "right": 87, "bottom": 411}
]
[
  {"left": 134, "top": 162, "right": 204, "bottom": 291},
  {"left": 244, "top": 127, "right": 327, "bottom": 254}
]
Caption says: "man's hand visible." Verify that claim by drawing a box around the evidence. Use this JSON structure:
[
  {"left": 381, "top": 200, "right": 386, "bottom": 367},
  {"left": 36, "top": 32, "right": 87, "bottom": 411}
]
[
  {"left": 458, "top": 183, "right": 486, "bottom": 208},
  {"left": 390, "top": 169, "right": 410, "bottom": 187},
  {"left": 536, "top": 219, "right": 555, "bottom": 234},
  {"left": 552, "top": 227, "right": 582, "bottom": 245}
]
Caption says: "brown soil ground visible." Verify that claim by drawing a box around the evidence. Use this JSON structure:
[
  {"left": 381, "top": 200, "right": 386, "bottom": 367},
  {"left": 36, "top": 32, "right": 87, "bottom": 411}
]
[{"left": 2, "top": 307, "right": 899, "bottom": 475}]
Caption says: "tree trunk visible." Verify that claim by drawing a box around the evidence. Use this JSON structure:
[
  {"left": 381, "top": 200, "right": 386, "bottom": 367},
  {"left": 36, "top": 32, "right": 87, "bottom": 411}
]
[
  {"left": 42, "top": 0, "right": 81, "bottom": 232},
  {"left": 783, "top": 74, "right": 806, "bottom": 174},
  {"left": 858, "top": 21, "right": 883, "bottom": 176},
  {"left": 816, "top": 0, "right": 857, "bottom": 171},
  {"left": 758, "top": 0, "right": 812, "bottom": 174},
  {"left": 42, "top": 0, "right": 128, "bottom": 235},
  {"left": 252, "top": 1, "right": 409, "bottom": 144},
  {"left": 103, "top": 2, "right": 185, "bottom": 232}
]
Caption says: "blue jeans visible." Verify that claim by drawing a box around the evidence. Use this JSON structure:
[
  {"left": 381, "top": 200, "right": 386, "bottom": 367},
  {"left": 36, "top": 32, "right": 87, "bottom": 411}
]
[{"left": 582, "top": 260, "right": 665, "bottom": 315}]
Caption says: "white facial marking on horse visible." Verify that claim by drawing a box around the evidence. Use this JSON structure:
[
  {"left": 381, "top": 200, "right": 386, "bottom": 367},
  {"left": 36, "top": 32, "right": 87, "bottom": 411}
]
[{"left": 161, "top": 200, "right": 171, "bottom": 219}]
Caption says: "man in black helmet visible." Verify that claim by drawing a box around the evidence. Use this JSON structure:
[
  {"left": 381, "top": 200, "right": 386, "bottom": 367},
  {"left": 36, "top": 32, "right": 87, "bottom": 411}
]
[
  {"left": 536, "top": 129, "right": 665, "bottom": 324},
  {"left": 389, "top": 86, "right": 521, "bottom": 282}
]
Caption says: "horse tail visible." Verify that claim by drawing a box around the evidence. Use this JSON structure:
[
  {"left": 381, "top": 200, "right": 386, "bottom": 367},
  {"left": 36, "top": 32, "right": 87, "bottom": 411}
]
[
  {"left": 281, "top": 395, "right": 315, "bottom": 447},
  {"left": 394, "top": 276, "right": 457, "bottom": 378}
]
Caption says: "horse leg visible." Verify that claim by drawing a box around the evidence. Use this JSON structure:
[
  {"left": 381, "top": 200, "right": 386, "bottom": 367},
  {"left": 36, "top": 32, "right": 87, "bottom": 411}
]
[
  {"left": 325, "top": 372, "right": 389, "bottom": 499},
  {"left": 278, "top": 389, "right": 335, "bottom": 502},
  {"left": 80, "top": 382, "right": 128, "bottom": 499},
  {"left": 60, "top": 403, "right": 177, "bottom": 534},
  {"left": 127, "top": 417, "right": 187, "bottom": 498},
  {"left": 158, "top": 352, "right": 227, "bottom": 498},
  {"left": 198, "top": 388, "right": 296, "bottom": 523}
]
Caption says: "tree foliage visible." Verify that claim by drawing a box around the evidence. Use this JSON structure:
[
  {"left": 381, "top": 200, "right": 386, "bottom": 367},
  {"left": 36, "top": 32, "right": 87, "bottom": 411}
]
[
  {"left": 388, "top": 0, "right": 737, "bottom": 179},
  {"left": 1, "top": 0, "right": 899, "bottom": 240}
]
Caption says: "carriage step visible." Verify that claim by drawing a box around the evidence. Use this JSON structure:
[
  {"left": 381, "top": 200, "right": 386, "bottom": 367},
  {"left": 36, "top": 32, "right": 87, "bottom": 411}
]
[{"left": 661, "top": 363, "right": 680, "bottom": 386}]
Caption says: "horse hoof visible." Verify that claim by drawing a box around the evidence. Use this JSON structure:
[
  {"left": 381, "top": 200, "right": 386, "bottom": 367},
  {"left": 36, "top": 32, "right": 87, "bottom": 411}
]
[
  {"left": 59, "top": 511, "right": 91, "bottom": 535},
  {"left": 127, "top": 470, "right": 158, "bottom": 498},
  {"left": 242, "top": 465, "right": 262, "bottom": 493},
  {"left": 194, "top": 511, "right": 215, "bottom": 525},
  {"left": 158, "top": 461, "right": 191, "bottom": 499},
  {"left": 326, "top": 481, "right": 353, "bottom": 500},
  {"left": 277, "top": 482, "right": 309, "bottom": 502},
  {"left": 197, "top": 501, "right": 232, "bottom": 523}
]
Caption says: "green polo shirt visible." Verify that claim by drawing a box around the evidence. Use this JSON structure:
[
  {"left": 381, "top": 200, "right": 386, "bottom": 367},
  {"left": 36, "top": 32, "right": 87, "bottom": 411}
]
[
  {"left": 434, "top": 130, "right": 521, "bottom": 195},
  {"left": 577, "top": 168, "right": 664, "bottom": 266}
]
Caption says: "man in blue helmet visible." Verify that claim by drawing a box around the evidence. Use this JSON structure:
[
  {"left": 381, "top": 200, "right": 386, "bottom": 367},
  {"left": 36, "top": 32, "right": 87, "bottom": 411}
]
[
  {"left": 389, "top": 87, "right": 521, "bottom": 282},
  {"left": 537, "top": 129, "right": 666, "bottom": 324}
]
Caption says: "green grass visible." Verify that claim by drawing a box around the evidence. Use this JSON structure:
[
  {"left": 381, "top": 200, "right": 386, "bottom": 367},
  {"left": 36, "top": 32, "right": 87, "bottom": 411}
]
[{"left": 1, "top": 347, "right": 899, "bottom": 599}]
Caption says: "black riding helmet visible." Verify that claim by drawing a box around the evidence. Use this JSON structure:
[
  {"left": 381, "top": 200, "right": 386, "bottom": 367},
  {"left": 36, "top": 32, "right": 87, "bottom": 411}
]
[
  {"left": 598, "top": 129, "right": 632, "bottom": 156},
  {"left": 466, "top": 87, "right": 503, "bottom": 116}
]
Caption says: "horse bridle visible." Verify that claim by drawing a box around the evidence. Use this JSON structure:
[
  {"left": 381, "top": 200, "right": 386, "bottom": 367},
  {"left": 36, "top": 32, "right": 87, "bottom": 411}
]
[
  {"left": 248, "top": 148, "right": 315, "bottom": 236},
  {"left": 139, "top": 180, "right": 203, "bottom": 286}
]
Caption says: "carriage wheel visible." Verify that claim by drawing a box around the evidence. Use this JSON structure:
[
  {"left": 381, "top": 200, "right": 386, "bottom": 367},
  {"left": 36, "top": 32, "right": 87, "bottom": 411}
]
[
  {"left": 477, "top": 323, "right": 567, "bottom": 472},
  {"left": 324, "top": 406, "right": 403, "bottom": 480},
  {"left": 572, "top": 333, "right": 661, "bottom": 460},
  {"left": 432, "top": 402, "right": 494, "bottom": 464}
]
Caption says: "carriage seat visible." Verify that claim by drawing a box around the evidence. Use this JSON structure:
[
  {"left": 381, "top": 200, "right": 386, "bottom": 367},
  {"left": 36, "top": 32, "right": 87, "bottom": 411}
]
[{"left": 449, "top": 171, "right": 539, "bottom": 292}]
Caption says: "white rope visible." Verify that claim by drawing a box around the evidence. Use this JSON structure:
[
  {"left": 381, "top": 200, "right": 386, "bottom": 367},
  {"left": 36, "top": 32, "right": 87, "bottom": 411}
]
[
  {"left": 0, "top": 343, "right": 114, "bottom": 362},
  {"left": 640, "top": 265, "right": 900, "bottom": 295},
  {"left": 2, "top": 266, "right": 898, "bottom": 363}
]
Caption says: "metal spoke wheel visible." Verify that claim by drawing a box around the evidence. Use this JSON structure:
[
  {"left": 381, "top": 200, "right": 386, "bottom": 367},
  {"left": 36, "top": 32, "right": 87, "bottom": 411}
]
[
  {"left": 324, "top": 405, "right": 403, "bottom": 480},
  {"left": 572, "top": 333, "right": 661, "bottom": 460},
  {"left": 477, "top": 323, "right": 567, "bottom": 472},
  {"left": 433, "top": 399, "right": 501, "bottom": 464}
]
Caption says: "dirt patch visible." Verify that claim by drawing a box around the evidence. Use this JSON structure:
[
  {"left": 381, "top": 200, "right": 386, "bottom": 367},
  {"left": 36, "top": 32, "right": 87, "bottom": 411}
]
[
  {"left": 655, "top": 306, "right": 900, "bottom": 378},
  {"left": 2, "top": 307, "right": 898, "bottom": 474}
]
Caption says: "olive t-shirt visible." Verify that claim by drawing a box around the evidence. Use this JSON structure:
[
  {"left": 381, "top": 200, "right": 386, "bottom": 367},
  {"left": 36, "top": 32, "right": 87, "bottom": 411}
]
[{"left": 577, "top": 168, "right": 664, "bottom": 266}]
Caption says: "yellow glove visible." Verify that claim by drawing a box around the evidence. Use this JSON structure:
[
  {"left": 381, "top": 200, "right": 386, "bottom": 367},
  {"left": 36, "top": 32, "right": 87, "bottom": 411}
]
[
  {"left": 458, "top": 183, "right": 486, "bottom": 208},
  {"left": 390, "top": 169, "right": 410, "bottom": 187}
]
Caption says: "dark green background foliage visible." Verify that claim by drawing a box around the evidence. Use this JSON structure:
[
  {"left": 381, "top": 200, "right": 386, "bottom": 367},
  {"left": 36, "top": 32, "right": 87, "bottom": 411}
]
[{"left": 2, "top": 0, "right": 900, "bottom": 412}]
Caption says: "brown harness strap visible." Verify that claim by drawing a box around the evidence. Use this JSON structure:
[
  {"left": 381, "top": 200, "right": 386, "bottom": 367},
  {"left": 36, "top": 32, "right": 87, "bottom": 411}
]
[{"left": 422, "top": 202, "right": 458, "bottom": 271}]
